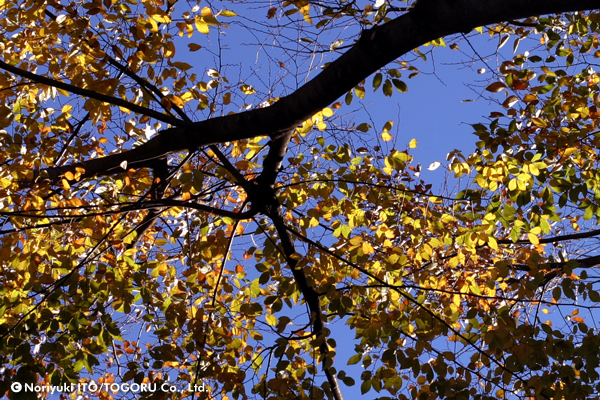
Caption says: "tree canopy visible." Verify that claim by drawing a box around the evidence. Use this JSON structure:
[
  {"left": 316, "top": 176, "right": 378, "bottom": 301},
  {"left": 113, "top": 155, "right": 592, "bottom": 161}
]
[{"left": 0, "top": 0, "right": 600, "bottom": 399}]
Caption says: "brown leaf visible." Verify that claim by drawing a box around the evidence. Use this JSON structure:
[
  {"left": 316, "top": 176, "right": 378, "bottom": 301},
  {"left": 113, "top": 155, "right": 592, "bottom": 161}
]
[{"left": 485, "top": 82, "right": 507, "bottom": 92}]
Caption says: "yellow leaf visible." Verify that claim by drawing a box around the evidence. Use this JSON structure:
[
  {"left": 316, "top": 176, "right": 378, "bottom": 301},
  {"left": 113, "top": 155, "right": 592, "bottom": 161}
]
[
  {"left": 195, "top": 17, "right": 209, "bottom": 34},
  {"left": 158, "top": 263, "right": 168, "bottom": 276},
  {"left": 240, "top": 85, "right": 256, "bottom": 95},
  {"left": 147, "top": 17, "right": 159, "bottom": 32},
  {"left": 201, "top": 7, "right": 213, "bottom": 17},
  {"left": 164, "top": 361, "right": 180, "bottom": 367},
  {"left": 322, "top": 107, "right": 333, "bottom": 117},
  {"left": 163, "top": 41, "right": 176, "bottom": 58},
  {"left": 0, "top": 178, "right": 12, "bottom": 189},
  {"left": 218, "top": 10, "right": 238, "bottom": 17},
  {"left": 362, "top": 242, "right": 375, "bottom": 254},
  {"left": 265, "top": 314, "right": 277, "bottom": 326},
  {"left": 408, "top": 138, "right": 417, "bottom": 148},
  {"left": 296, "top": 120, "right": 313, "bottom": 135},
  {"left": 203, "top": 16, "right": 220, "bottom": 26},
  {"left": 355, "top": 86, "right": 365, "bottom": 99},
  {"left": 180, "top": 92, "right": 193, "bottom": 102},
  {"left": 531, "top": 118, "right": 548, "bottom": 128},
  {"left": 152, "top": 14, "right": 171, "bottom": 23},
  {"left": 527, "top": 233, "right": 539, "bottom": 245},
  {"left": 170, "top": 95, "right": 184, "bottom": 107},
  {"left": 349, "top": 236, "right": 362, "bottom": 245},
  {"left": 381, "top": 132, "right": 393, "bottom": 141},
  {"left": 529, "top": 163, "right": 539, "bottom": 176}
]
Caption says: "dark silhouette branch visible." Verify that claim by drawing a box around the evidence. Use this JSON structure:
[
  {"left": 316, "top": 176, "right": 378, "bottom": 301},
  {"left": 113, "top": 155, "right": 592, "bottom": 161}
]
[
  {"left": 16, "top": 0, "right": 597, "bottom": 187},
  {"left": 0, "top": 60, "right": 186, "bottom": 128},
  {"left": 262, "top": 194, "right": 344, "bottom": 400},
  {"left": 498, "top": 228, "right": 600, "bottom": 245}
]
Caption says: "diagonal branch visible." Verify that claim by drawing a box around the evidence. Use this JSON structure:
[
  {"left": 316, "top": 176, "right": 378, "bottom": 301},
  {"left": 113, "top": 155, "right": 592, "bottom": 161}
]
[
  {"left": 0, "top": 60, "right": 186, "bottom": 127},
  {"left": 25, "top": 0, "right": 600, "bottom": 186},
  {"left": 262, "top": 195, "right": 344, "bottom": 400}
]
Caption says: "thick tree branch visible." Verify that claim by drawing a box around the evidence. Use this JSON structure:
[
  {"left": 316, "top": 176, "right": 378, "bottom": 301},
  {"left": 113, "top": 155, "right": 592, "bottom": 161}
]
[{"left": 27, "top": 0, "right": 600, "bottom": 184}]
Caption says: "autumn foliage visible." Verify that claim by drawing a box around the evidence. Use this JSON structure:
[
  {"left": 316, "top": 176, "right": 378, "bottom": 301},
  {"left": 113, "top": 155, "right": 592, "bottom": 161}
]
[{"left": 0, "top": 0, "right": 599, "bottom": 399}]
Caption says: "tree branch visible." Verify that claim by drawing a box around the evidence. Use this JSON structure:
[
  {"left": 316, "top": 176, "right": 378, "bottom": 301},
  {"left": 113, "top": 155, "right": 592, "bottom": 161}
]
[
  {"left": 262, "top": 195, "right": 344, "bottom": 400},
  {"left": 498, "top": 228, "right": 600, "bottom": 245},
  {"left": 0, "top": 60, "right": 186, "bottom": 128},
  {"left": 29, "top": 0, "right": 600, "bottom": 185}
]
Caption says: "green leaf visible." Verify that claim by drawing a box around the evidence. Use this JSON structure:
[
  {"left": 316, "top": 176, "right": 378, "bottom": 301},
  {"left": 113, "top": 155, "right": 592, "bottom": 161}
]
[
  {"left": 392, "top": 79, "right": 407, "bottom": 92},
  {"left": 361, "top": 379, "right": 372, "bottom": 394},
  {"left": 372, "top": 73, "right": 383, "bottom": 91},
  {"left": 348, "top": 354, "right": 362, "bottom": 365},
  {"left": 382, "top": 79, "right": 393, "bottom": 97},
  {"left": 356, "top": 123, "right": 371, "bottom": 132}
]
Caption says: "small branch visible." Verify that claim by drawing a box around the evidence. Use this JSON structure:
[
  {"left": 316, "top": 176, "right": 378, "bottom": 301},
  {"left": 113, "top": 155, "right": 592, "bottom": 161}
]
[
  {"left": 0, "top": 60, "right": 187, "bottom": 128},
  {"left": 190, "top": 220, "right": 239, "bottom": 400},
  {"left": 0, "top": 212, "right": 129, "bottom": 340},
  {"left": 497, "top": 228, "right": 600, "bottom": 245},
  {"left": 285, "top": 224, "right": 534, "bottom": 392},
  {"left": 277, "top": 178, "right": 464, "bottom": 202},
  {"left": 211, "top": 220, "right": 240, "bottom": 307},
  {"left": 512, "top": 255, "right": 600, "bottom": 271},
  {"left": 54, "top": 112, "right": 90, "bottom": 166}
]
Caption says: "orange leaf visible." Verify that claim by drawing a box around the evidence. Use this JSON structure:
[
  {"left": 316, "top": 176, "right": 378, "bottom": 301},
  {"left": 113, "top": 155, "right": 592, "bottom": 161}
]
[{"left": 201, "top": 7, "right": 212, "bottom": 17}]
